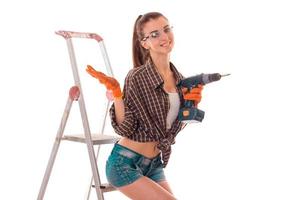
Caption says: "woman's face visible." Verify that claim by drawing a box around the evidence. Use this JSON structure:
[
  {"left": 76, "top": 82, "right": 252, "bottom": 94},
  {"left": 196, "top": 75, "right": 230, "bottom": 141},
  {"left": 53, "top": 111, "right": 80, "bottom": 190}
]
[{"left": 141, "top": 16, "right": 174, "bottom": 56}]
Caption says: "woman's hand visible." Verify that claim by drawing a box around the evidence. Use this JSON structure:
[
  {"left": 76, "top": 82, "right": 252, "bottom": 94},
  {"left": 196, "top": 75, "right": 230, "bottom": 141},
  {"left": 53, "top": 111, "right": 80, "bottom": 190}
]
[
  {"left": 182, "top": 84, "right": 203, "bottom": 106},
  {"left": 86, "top": 65, "right": 122, "bottom": 99}
]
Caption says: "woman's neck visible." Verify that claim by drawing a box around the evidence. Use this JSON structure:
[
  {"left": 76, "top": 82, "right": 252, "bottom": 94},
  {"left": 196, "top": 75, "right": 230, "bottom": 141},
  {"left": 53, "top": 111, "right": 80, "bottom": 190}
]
[{"left": 151, "top": 54, "right": 171, "bottom": 78}]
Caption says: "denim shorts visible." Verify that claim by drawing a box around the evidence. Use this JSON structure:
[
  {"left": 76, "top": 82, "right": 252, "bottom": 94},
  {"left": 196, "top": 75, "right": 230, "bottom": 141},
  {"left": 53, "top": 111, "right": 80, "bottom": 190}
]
[{"left": 106, "top": 143, "right": 166, "bottom": 188}]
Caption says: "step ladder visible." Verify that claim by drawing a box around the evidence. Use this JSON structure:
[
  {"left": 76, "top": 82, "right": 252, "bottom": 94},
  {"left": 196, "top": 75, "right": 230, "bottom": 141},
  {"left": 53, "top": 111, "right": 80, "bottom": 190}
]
[{"left": 37, "top": 30, "right": 120, "bottom": 200}]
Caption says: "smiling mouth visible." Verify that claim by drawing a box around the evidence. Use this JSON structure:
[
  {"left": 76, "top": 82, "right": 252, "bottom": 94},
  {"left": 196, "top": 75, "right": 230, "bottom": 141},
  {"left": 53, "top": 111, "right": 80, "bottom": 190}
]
[{"left": 160, "top": 41, "right": 171, "bottom": 47}]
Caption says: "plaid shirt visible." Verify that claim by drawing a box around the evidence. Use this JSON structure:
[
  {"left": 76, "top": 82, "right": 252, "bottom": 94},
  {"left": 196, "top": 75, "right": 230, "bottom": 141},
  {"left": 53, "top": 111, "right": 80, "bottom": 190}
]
[{"left": 110, "top": 60, "right": 186, "bottom": 167}]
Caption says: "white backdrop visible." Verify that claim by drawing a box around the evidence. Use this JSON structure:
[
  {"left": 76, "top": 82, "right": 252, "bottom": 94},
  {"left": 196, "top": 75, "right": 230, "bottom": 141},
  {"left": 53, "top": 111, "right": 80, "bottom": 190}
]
[{"left": 0, "top": 0, "right": 299, "bottom": 199}]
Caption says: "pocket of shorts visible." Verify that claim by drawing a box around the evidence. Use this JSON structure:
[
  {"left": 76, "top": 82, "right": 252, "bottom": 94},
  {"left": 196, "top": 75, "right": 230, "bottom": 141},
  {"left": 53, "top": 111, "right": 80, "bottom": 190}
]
[
  {"left": 105, "top": 153, "right": 124, "bottom": 185},
  {"left": 106, "top": 153, "right": 141, "bottom": 187}
]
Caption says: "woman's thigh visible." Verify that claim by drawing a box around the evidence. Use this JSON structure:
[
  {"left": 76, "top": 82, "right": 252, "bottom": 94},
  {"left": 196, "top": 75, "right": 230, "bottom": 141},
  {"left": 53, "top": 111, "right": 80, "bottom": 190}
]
[
  {"left": 118, "top": 176, "right": 176, "bottom": 200},
  {"left": 157, "top": 180, "right": 174, "bottom": 194}
]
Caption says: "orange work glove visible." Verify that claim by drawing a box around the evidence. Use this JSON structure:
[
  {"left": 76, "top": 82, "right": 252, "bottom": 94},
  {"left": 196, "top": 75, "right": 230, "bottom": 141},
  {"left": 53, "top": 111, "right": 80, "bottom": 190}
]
[
  {"left": 86, "top": 65, "right": 122, "bottom": 99},
  {"left": 182, "top": 84, "right": 203, "bottom": 106}
]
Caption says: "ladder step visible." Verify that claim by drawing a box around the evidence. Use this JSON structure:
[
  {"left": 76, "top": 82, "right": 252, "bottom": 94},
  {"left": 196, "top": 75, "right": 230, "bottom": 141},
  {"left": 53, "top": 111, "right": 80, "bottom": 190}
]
[
  {"left": 62, "top": 134, "right": 120, "bottom": 145},
  {"left": 92, "top": 183, "right": 116, "bottom": 193}
]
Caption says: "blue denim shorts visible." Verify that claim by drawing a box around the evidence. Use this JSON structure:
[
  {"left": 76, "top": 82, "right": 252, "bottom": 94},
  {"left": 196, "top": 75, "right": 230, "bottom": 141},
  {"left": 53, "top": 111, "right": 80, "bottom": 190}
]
[{"left": 105, "top": 143, "right": 166, "bottom": 188}]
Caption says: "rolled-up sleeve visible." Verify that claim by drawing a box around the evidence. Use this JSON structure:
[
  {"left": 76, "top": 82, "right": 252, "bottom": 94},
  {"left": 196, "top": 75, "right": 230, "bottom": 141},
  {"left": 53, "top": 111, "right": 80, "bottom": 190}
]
[
  {"left": 109, "top": 70, "right": 140, "bottom": 137},
  {"left": 109, "top": 100, "right": 138, "bottom": 137}
]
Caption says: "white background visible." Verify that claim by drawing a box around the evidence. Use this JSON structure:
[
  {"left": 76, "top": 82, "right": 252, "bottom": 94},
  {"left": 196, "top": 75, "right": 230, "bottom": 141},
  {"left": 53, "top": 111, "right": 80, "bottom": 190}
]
[{"left": 0, "top": 0, "right": 300, "bottom": 199}]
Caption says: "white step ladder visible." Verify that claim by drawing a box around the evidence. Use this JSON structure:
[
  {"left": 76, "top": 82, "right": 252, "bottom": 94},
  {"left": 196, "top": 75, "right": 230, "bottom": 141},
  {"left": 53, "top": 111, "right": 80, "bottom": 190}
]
[{"left": 37, "top": 30, "right": 120, "bottom": 200}]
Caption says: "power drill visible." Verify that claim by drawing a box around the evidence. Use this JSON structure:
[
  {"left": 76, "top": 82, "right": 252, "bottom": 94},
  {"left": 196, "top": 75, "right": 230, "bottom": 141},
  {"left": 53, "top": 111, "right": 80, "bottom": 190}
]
[{"left": 178, "top": 73, "right": 230, "bottom": 123}]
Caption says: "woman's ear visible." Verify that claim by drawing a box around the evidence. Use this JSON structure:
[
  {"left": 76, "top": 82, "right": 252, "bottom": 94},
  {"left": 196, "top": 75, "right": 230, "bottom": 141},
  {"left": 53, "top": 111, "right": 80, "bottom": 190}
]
[{"left": 140, "top": 41, "right": 149, "bottom": 50}]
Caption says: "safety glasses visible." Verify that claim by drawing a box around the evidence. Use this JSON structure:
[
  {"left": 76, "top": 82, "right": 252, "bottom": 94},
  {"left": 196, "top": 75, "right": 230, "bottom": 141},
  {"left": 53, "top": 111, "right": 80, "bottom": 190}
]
[{"left": 141, "top": 26, "right": 173, "bottom": 42}]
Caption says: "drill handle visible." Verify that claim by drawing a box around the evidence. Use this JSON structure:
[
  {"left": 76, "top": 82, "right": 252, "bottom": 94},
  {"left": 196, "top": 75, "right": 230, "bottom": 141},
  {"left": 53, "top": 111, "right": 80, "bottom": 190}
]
[
  {"left": 185, "top": 100, "right": 194, "bottom": 107},
  {"left": 181, "top": 85, "right": 193, "bottom": 94}
]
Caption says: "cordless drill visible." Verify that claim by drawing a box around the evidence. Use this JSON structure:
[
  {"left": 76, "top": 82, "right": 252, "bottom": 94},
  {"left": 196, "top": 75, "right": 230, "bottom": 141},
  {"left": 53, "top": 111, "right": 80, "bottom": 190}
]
[{"left": 178, "top": 73, "right": 230, "bottom": 123}]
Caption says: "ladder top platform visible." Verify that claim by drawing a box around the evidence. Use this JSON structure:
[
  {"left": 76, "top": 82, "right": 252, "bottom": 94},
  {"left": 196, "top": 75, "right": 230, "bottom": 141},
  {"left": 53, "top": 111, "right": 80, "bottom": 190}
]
[{"left": 63, "top": 134, "right": 120, "bottom": 145}]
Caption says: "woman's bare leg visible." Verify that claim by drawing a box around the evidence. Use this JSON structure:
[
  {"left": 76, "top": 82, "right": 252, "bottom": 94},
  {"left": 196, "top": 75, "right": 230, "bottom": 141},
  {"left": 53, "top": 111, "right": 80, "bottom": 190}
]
[
  {"left": 117, "top": 176, "right": 176, "bottom": 200},
  {"left": 157, "top": 180, "right": 174, "bottom": 194}
]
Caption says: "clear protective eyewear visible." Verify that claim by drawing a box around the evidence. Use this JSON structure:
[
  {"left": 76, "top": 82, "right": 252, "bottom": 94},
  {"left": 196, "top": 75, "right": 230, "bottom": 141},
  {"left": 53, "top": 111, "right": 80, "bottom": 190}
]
[{"left": 141, "top": 26, "right": 173, "bottom": 41}]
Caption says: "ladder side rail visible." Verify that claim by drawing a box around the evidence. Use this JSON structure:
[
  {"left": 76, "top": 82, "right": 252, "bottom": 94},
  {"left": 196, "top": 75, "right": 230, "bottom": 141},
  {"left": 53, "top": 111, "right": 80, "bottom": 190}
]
[
  {"left": 86, "top": 100, "right": 112, "bottom": 199},
  {"left": 96, "top": 39, "right": 114, "bottom": 136},
  {"left": 37, "top": 96, "right": 74, "bottom": 200},
  {"left": 86, "top": 39, "right": 116, "bottom": 200},
  {"left": 66, "top": 38, "right": 105, "bottom": 200},
  {"left": 98, "top": 41, "right": 114, "bottom": 77}
]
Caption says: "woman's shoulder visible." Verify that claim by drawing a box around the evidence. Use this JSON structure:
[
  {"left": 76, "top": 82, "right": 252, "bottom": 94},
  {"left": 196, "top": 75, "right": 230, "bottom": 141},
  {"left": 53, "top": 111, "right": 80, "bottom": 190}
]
[{"left": 125, "top": 64, "right": 148, "bottom": 82}]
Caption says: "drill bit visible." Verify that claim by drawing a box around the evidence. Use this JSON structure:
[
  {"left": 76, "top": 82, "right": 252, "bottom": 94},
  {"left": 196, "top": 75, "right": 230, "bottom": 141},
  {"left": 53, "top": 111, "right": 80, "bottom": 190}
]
[{"left": 221, "top": 73, "right": 231, "bottom": 77}]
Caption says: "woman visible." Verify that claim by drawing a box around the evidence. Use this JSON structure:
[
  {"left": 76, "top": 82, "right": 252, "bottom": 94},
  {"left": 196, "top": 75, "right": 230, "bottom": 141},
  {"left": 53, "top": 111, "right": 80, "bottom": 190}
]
[{"left": 87, "top": 12, "right": 202, "bottom": 200}]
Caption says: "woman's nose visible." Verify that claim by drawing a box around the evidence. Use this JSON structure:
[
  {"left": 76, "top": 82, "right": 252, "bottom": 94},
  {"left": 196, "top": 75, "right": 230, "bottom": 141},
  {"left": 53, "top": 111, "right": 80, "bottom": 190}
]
[{"left": 159, "top": 31, "right": 169, "bottom": 40}]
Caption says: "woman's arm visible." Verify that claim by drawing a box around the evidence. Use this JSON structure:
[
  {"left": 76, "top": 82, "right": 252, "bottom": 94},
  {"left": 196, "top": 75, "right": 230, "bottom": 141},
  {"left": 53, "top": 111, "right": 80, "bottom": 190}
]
[
  {"left": 113, "top": 98, "right": 125, "bottom": 125},
  {"left": 86, "top": 65, "right": 138, "bottom": 136},
  {"left": 86, "top": 65, "right": 126, "bottom": 125}
]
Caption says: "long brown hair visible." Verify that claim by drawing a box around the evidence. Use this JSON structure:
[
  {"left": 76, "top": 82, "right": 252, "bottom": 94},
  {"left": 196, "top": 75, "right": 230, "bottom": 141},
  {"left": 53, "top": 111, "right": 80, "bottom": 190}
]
[{"left": 132, "top": 12, "right": 168, "bottom": 68}]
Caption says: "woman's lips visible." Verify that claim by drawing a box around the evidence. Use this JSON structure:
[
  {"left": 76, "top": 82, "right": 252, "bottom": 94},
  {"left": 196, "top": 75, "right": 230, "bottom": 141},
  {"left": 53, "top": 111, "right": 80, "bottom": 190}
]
[{"left": 160, "top": 41, "right": 171, "bottom": 47}]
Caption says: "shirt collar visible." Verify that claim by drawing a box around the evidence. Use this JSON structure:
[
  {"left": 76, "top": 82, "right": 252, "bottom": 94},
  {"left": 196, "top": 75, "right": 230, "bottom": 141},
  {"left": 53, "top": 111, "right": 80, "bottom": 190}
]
[{"left": 145, "top": 59, "right": 183, "bottom": 89}]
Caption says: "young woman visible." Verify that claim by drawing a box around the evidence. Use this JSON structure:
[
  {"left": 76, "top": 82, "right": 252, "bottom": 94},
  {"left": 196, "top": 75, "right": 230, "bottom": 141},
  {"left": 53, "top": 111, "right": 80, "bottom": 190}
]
[{"left": 87, "top": 12, "right": 202, "bottom": 200}]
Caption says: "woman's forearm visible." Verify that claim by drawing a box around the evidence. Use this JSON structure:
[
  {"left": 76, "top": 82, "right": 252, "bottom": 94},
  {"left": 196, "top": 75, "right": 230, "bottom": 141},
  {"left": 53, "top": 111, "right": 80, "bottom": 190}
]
[{"left": 114, "top": 98, "right": 125, "bottom": 125}]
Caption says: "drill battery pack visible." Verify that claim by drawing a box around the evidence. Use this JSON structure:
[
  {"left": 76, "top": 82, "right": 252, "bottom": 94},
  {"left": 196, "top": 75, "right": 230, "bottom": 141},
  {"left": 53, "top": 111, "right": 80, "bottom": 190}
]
[{"left": 178, "top": 107, "right": 205, "bottom": 123}]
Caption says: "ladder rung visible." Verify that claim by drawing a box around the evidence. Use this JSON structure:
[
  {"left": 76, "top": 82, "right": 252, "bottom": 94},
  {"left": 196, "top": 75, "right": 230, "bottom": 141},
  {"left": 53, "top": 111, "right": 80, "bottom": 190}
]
[
  {"left": 92, "top": 183, "right": 116, "bottom": 193},
  {"left": 62, "top": 134, "right": 120, "bottom": 145}
]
